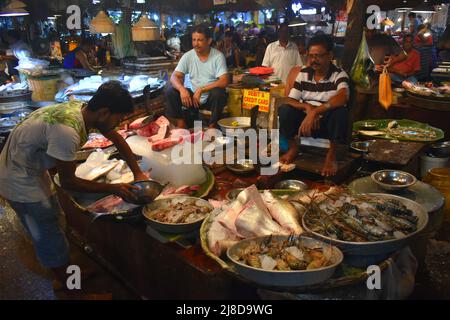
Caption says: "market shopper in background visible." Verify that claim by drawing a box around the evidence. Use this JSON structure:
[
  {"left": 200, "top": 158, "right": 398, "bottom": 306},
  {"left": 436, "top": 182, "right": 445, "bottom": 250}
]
[
  {"left": 278, "top": 35, "right": 350, "bottom": 177},
  {"left": 0, "top": 81, "right": 147, "bottom": 291},
  {"left": 165, "top": 24, "right": 229, "bottom": 129},
  {"left": 408, "top": 12, "right": 422, "bottom": 35},
  {"left": 375, "top": 34, "right": 421, "bottom": 84},
  {"left": 1, "top": 30, "right": 31, "bottom": 81},
  {"left": 63, "top": 38, "right": 97, "bottom": 71},
  {"left": 262, "top": 22, "right": 303, "bottom": 83},
  {"left": 223, "top": 31, "right": 241, "bottom": 68}
]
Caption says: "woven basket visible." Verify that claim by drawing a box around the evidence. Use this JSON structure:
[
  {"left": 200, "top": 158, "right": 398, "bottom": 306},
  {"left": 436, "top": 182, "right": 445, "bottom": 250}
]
[{"left": 27, "top": 75, "right": 60, "bottom": 102}]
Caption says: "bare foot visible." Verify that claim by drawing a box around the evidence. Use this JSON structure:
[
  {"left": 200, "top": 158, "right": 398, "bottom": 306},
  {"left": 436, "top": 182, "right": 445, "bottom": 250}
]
[
  {"left": 280, "top": 145, "right": 299, "bottom": 164},
  {"left": 322, "top": 151, "right": 338, "bottom": 177}
]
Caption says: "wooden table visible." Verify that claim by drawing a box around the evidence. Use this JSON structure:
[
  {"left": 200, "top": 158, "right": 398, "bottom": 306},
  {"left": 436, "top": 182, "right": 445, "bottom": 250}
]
[{"left": 56, "top": 168, "right": 296, "bottom": 300}]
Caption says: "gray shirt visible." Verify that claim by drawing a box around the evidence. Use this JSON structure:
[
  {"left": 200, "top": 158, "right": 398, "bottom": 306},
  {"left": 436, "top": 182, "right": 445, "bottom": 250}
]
[{"left": 0, "top": 101, "right": 86, "bottom": 202}]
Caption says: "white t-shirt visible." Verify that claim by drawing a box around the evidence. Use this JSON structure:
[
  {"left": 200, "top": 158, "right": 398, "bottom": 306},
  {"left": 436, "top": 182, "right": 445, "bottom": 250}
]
[
  {"left": 0, "top": 102, "right": 87, "bottom": 202},
  {"left": 262, "top": 40, "right": 303, "bottom": 84},
  {"left": 175, "top": 48, "right": 228, "bottom": 104}
]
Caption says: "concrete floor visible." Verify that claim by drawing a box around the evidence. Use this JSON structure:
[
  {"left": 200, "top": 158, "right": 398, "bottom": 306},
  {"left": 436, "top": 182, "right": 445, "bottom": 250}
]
[
  {"left": 1, "top": 198, "right": 450, "bottom": 300},
  {"left": 0, "top": 199, "right": 137, "bottom": 300}
]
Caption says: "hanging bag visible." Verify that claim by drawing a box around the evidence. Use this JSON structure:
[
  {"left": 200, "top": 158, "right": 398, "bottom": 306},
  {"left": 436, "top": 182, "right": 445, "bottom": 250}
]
[{"left": 379, "top": 66, "right": 393, "bottom": 110}]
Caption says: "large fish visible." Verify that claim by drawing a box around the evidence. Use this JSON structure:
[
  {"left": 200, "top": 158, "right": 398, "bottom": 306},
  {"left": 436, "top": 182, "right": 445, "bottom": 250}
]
[
  {"left": 263, "top": 191, "right": 303, "bottom": 235},
  {"left": 235, "top": 200, "right": 289, "bottom": 238}
]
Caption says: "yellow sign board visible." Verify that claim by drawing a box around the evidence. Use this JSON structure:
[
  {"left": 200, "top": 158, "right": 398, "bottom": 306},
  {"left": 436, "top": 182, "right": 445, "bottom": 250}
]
[{"left": 242, "top": 89, "right": 270, "bottom": 113}]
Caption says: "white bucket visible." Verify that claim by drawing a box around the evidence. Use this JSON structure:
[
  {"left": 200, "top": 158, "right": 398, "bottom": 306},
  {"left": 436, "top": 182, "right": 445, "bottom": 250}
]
[{"left": 420, "top": 154, "right": 450, "bottom": 178}]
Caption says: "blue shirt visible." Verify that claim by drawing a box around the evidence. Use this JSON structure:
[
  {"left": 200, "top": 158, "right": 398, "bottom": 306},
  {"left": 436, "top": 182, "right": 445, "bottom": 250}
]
[{"left": 175, "top": 48, "right": 228, "bottom": 104}]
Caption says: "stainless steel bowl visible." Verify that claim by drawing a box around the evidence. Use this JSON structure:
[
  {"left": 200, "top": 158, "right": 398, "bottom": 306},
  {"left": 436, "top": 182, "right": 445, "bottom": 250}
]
[
  {"left": 274, "top": 180, "right": 309, "bottom": 191},
  {"left": 142, "top": 196, "right": 213, "bottom": 234},
  {"left": 227, "top": 235, "right": 343, "bottom": 288},
  {"left": 218, "top": 117, "right": 251, "bottom": 136},
  {"left": 430, "top": 141, "right": 450, "bottom": 158},
  {"left": 350, "top": 140, "right": 376, "bottom": 153},
  {"left": 302, "top": 193, "right": 428, "bottom": 259},
  {"left": 371, "top": 170, "right": 417, "bottom": 191},
  {"left": 227, "top": 159, "right": 256, "bottom": 175},
  {"left": 130, "top": 180, "right": 165, "bottom": 205}
]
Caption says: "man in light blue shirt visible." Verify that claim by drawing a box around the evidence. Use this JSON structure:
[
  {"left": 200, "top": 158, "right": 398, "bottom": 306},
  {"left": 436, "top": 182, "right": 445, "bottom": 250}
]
[{"left": 165, "top": 24, "right": 229, "bottom": 128}]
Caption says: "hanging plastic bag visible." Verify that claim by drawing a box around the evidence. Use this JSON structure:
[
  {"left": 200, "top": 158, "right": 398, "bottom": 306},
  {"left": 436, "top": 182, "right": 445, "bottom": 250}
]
[
  {"left": 379, "top": 66, "right": 393, "bottom": 110},
  {"left": 350, "top": 33, "right": 371, "bottom": 90}
]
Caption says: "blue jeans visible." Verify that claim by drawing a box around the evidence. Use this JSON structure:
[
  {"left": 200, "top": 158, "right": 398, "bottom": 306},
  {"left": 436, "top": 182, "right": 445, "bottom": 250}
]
[
  {"left": 389, "top": 73, "right": 418, "bottom": 84},
  {"left": 8, "top": 195, "right": 69, "bottom": 269}
]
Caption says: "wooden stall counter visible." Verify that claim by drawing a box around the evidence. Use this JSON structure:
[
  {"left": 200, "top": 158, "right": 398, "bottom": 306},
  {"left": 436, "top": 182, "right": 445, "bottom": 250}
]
[{"left": 56, "top": 183, "right": 258, "bottom": 300}]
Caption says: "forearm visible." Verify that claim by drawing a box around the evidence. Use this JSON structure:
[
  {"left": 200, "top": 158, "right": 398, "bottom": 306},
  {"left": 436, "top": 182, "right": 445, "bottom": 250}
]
[
  {"left": 287, "top": 98, "right": 310, "bottom": 111},
  {"left": 315, "top": 90, "right": 348, "bottom": 114},
  {"left": 201, "top": 77, "right": 228, "bottom": 92},
  {"left": 170, "top": 74, "right": 187, "bottom": 92},
  {"left": 103, "top": 131, "right": 142, "bottom": 177}
]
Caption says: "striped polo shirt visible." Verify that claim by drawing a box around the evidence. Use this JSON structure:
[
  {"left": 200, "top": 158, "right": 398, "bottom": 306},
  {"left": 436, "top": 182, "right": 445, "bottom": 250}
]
[{"left": 288, "top": 64, "right": 350, "bottom": 107}]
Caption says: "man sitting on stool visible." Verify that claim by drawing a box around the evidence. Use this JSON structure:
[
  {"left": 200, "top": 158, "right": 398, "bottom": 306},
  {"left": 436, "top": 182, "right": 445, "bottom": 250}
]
[
  {"left": 165, "top": 24, "right": 229, "bottom": 129},
  {"left": 279, "top": 35, "right": 350, "bottom": 177}
]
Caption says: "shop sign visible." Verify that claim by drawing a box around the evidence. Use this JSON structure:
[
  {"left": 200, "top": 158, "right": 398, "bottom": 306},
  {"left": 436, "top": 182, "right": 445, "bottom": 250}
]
[{"left": 242, "top": 89, "right": 270, "bottom": 113}]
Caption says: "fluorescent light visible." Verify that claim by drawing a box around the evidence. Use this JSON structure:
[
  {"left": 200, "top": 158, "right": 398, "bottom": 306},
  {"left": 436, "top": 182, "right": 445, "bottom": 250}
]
[
  {"left": 288, "top": 16, "right": 307, "bottom": 27},
  {"left": 300, "top": 8, "right": 317, "bottom": 15},
  {"left": 0, "top": 0, "right": 29, "bottom": 17}
]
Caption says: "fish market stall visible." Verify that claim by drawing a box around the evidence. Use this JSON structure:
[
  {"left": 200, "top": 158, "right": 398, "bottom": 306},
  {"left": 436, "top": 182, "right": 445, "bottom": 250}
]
[{"left": 52, "top": 114, "right": 441, "bottom": 299}]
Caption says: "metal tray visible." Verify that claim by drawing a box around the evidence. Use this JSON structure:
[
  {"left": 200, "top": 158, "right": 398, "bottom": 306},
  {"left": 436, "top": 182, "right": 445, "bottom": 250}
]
[{"left": 302, "top": 193, "right": 429, "bottom": 257}]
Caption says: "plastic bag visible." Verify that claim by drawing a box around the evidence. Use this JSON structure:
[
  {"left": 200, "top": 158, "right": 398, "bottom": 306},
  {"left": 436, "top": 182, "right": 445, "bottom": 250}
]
[
  {"left": 350, "top": 33, "right": 372, "bottom": 90},
  {"left": 379, "top": 66, "right": 393, "bottom": 110}
]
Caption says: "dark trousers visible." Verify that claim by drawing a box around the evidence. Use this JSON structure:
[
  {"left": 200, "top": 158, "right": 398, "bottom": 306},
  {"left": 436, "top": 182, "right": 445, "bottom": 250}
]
[
  {"left": 278, "top": 104, "right": 349, "bottom": 144},
  {"left": 165, "top": 84, "right": 228, "bottom": 126}
]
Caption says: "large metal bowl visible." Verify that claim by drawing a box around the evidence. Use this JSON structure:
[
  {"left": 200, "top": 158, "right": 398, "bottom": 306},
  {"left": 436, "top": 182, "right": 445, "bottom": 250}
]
[
  {"left": 129, "top": 180, "right": 165, "bottom": 205},
  {"left": 218, "top": 117, "right": 251, "bottom": 137},
  {"left": 227, "top": 159, "right": 256, "bottom": 175},
  {"left": 429, "top": 141, "right": 450, "bottom": 158},
  {"left": 142, "top": 196, "right": 213, "bottom": 234},
  {"left": 227, "top": 235, "right": 343, "bottom": 288},
  {"left": 371, "top": 170, "right": 417, "bottom": 191},
  {"left": 274, "top": 180, "right": 309, "bottom": 191},
  {"left": 302, "top": 193, "right": 429, "bottom": 257}
]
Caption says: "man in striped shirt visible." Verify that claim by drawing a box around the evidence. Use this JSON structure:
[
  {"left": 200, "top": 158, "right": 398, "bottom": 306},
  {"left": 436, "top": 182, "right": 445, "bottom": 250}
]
[{"left": 279, "top": 35, "right": 350, "bottom": 177}]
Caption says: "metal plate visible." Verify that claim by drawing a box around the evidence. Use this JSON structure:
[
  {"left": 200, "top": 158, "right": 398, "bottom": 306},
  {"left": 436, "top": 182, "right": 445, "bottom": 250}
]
[
  {"left": 302, "top": 193, "right": 429, "bottom": 256},
  {"left": 348, "top": 176, "right": 445, "bottom": 213}
]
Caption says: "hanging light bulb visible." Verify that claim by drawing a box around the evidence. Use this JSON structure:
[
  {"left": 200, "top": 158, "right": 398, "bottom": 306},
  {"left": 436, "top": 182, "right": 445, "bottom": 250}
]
[
  {"left": 0, "top": 0, "right": 29, "bottom": 17},
  {"left": 132, "top": 15, "right": 160, "bottom": 41},
  {"left": 396, "top": 0, "right": 412, "bottom": 12},
  {"left": 90, "top": 11, "right": 115, "bottom": 34}
]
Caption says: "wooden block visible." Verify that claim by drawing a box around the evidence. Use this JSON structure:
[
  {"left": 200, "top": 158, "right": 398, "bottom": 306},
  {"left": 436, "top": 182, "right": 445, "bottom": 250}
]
[{"left": 293, "top": 145, "right": 362, "bottom": 184}]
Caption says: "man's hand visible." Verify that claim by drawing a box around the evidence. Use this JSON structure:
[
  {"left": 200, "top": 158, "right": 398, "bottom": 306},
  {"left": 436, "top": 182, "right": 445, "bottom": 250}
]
[
  {"left": 299, "top": 109, "right": 320, "bottom": 137},
  {"left": 180, "top": 88, "right": 193, "bottom": 108},
  {"left": 193, "top": 88, "right": 203, "bottom": 109},
  {"left": 109, "top": 183, "right": 140, "bottom": 203},
  {"left": 134, "top": 171, "right": 149, "bottom": 182}
]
